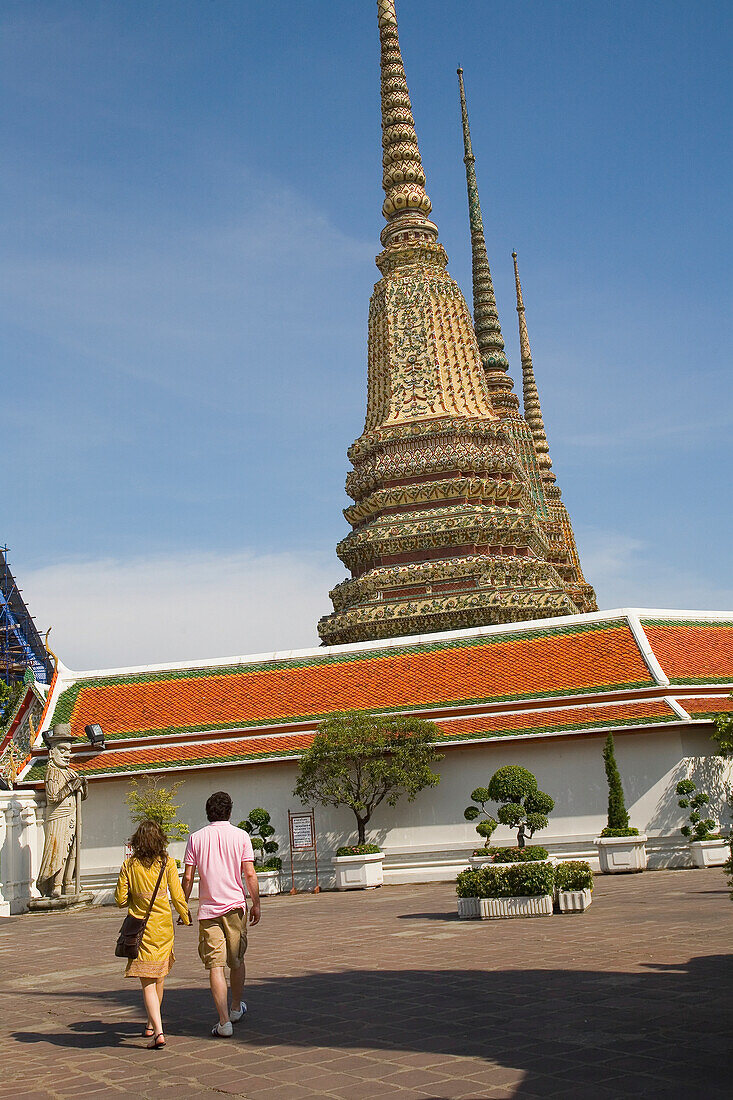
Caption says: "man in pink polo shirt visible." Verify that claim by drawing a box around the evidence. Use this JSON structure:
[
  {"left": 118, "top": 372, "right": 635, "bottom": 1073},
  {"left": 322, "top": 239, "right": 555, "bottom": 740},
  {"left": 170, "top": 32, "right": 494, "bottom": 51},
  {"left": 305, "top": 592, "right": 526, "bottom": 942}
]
[{"left": 182, "top": 791, "right": 261, "bottom": 1037}]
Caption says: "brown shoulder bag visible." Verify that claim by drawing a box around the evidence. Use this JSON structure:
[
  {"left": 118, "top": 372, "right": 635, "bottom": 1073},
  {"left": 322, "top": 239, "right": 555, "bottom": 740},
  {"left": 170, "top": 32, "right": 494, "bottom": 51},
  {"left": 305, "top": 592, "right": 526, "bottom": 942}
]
[{"left": 115, "top": 858, "right": 168, "bottom": 959}]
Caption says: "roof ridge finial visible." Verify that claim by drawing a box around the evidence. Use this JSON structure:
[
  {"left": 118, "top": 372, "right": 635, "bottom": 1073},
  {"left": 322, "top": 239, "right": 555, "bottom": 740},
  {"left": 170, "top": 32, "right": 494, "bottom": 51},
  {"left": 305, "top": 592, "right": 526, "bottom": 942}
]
[
  {"left": 378, "top": 0, "right": 437, "bottom": 248},
  {"left": 512, "top": 250, "right": 555, "bottom": 483},
  {"left": 457, "top": 68, "right": 518, "bottom": 410}
]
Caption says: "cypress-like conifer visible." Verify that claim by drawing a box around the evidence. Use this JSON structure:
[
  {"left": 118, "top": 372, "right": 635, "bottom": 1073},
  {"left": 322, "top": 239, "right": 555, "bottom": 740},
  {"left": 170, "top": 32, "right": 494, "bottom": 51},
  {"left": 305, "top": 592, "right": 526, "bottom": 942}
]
[{"left": 603, "top": 733, "right": 630, "bottom": 830}]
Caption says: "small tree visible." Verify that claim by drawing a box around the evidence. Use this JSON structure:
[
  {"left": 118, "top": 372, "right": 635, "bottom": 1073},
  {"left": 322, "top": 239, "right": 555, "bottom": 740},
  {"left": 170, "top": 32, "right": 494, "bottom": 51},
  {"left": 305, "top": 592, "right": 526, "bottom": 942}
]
[
  {"left": 486, "top": 765, "right": 554, "bottom": 849},
  {"left": 676, "top": 779, "right": 717, "bottom": 842},
  {"left": 463, "top": 788, "right": 498, "bottom": 849},
  {"left": 238, "top": 807, "right": 281, "bottom": 870},
  {"left": 293, "top": 711, "right": 443, "bottom": 846},
  {"left": 126, "top": 776, "right": 189, "bottom": 841},
  {"left": 601, "top": 733, "right": 634, "bottom": 835},
  {"left": 712, "top": 701, "right": 733, "bottom": 757}
]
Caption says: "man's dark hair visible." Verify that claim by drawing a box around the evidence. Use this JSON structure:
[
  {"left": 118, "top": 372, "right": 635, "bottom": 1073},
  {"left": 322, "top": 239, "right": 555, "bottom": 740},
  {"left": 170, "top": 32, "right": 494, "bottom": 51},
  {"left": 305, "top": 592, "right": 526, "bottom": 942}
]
[{"left": 206, "top": 791, "right": 233, "bottom": 822}]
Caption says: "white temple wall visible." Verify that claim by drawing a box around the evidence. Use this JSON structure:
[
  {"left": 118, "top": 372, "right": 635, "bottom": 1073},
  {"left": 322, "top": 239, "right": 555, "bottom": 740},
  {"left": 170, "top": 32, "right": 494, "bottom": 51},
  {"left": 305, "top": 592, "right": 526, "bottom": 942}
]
[
  {"left": 75, "top": 724, "right": 729, "bottom": 899},
  {"left": 4, "top": 724, "right": 729, "bottom": 910}
]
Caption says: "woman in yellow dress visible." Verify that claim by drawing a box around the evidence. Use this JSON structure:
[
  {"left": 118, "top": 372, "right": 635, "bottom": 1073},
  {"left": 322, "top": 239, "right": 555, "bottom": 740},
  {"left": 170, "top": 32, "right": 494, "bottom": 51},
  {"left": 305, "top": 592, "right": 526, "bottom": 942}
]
[{"left": 115, "top": 820, "right": 191, "bottom": 1049}]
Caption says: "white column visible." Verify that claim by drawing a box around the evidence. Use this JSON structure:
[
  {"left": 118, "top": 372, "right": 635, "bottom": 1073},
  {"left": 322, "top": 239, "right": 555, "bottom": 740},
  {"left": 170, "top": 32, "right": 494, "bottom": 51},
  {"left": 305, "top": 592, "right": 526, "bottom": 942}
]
[
  {"left": 0, "top": 795, "right": 10, "bottom": 917},
  {"left": 0, "top": 794, "right": 41, "bottom": 913}
]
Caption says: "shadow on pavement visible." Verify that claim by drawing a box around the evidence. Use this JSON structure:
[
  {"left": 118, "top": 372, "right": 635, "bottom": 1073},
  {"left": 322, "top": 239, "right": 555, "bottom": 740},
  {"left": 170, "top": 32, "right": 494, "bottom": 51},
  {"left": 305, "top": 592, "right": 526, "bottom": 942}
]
[{"left": 10, "top": 953, "right": 733, "bottom": 1095}]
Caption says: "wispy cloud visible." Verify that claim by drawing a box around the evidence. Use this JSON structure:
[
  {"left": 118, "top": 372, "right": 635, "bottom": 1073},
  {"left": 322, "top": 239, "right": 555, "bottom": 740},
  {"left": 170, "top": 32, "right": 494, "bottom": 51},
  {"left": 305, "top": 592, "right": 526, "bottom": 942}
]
[
  {"left": 579, "top": 529, "right": 733, "bottom": 612},
  {"left": 21, "top": 533, "right": 732, "bottom": 677},
  {"left": 21, "top": 549, "right": 342, "bottom": 671}
]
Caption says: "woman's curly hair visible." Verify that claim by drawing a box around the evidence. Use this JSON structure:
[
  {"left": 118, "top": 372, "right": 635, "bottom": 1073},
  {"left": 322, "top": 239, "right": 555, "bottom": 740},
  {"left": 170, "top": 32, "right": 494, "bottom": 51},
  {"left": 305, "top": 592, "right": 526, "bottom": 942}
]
[{"left": 130, "top": 820, "right": 168, "bottom": 866}]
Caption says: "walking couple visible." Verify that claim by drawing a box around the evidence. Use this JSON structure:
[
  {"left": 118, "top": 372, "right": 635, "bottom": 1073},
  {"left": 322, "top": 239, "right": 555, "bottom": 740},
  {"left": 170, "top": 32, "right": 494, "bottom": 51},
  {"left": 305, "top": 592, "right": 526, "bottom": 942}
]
[{"left": 115, "top": 790, "right": 261, "bottom": 1048}]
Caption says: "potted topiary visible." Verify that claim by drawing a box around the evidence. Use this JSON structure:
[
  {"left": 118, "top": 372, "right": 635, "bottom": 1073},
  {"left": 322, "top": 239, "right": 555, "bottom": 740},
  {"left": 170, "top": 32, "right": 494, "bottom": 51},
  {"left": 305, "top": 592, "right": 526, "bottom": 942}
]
[
  {"left": 555, "top": 860, "right": 594, "bottom": 913},
  {"left": 595, "top": 734, "right": 647, "bottom": 872},
  {"left": 676, "top": 780, "right": 728, "bottom": 868},
  {"left": 238, "top": 808, "right": 282, "bottom": 895},
  {"left": 293, "top": 711, "right": 442, "bottom": 890},
  {"left": 456, "top": 861, "right": 555, "bottom": 920},
  {"left": 464, "top": 766, "right": 554, "bottom": 868},
  {"left": 463, "top": 787, "right": 497, "bottom": 866}
]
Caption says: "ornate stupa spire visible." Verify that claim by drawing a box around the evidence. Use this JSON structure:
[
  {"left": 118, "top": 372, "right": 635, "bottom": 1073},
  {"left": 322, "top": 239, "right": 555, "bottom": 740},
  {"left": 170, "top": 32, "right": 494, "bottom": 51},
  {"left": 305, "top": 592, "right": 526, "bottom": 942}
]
[
  {"left": 512, "top": 250, "right": 598, "bottom": 612},
  {"left": 457, "top": 68, "right": 518, "bottom": 414},
  {"left": 379, "top": 1, "right": 435, "bottom": 248},
  {"left": 317, "top": 2, "right": 578, "bottom": 646},
  {"left": 513, "top": 250, "right": 554, "bottom": 485}
]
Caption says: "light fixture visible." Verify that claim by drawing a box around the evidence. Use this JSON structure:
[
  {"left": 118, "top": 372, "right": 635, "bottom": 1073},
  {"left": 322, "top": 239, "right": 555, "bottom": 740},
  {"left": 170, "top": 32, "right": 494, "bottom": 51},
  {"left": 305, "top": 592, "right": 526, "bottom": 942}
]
[{"left": 85, "top": 723, "right": 105, "bottom": 750}]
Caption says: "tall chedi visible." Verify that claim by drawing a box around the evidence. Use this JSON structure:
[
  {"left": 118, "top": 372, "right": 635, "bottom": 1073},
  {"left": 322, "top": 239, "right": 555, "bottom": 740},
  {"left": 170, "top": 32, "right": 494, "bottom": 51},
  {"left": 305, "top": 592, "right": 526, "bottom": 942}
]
[
  {"left": 318, "top": 0, "right": 576, "bottom": 646},
  {"left": 457, "top": 68, "right": 597, "bottom": 615},
  {"left": 513, "top": 251, "right": 597, "bottom": 611}
]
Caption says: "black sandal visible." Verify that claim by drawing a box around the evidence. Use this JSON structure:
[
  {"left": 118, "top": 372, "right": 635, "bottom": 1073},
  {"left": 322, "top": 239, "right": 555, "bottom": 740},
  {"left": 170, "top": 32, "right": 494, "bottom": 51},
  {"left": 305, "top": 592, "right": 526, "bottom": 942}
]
[
  {"left": 147, "top": 1033, "right": 166, "bottom": 1049},
  {"left": 142, "top": 1025, "right": 154, "bottom": 1038}
]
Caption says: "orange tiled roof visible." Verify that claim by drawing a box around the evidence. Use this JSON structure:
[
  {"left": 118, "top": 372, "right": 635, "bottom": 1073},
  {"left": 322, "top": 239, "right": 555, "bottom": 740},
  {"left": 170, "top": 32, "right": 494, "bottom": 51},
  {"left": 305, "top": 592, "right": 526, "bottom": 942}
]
[
  {"left": 437, "top": 699, "right": 678, "bottom": 741},
  {"left": 50, "top": 618, "right": 653, "bottom": 743},
  {"left": 23, "top": 698, "right": 682, "bottom": 781},
  {"left": 641, "top": 621, "right": 733, "bottom": 684},
  {"left": 19, "top": 612, "right": 733, "bottom": 783},
  {"left": 683, "top": 695, "right": 733, "bottom": 717}
]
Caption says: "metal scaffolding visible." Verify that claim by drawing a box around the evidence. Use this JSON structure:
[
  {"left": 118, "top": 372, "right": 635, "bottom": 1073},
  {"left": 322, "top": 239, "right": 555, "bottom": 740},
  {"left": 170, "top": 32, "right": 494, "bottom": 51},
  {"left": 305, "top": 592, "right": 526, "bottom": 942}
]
[{"left": 0, "top": 547, "right": 51, "bottom": 685}]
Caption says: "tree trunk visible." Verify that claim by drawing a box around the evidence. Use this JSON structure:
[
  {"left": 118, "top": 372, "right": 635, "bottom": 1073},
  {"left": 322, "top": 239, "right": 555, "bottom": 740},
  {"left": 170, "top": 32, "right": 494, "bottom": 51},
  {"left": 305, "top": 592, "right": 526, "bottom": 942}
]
[
  {"left": 355, "top": 814, "right": 366, "bottom": 845},
  {"left": 517, "top": 824, "right": 526, "bottom": 849}
]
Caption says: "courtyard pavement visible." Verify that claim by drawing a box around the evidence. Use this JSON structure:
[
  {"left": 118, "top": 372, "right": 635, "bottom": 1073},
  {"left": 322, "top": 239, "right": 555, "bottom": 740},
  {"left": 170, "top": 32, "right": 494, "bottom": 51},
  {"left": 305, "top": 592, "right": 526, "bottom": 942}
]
[{"left": 1, "top": 868, "right": 731, "bottom": 1099}]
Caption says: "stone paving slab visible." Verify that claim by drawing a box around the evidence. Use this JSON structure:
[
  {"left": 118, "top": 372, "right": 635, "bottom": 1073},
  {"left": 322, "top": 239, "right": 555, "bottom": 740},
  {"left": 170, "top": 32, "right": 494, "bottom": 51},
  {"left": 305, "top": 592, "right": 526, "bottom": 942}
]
[{"left": 1, "top": 868, "right": 732, "bottom": 1098}]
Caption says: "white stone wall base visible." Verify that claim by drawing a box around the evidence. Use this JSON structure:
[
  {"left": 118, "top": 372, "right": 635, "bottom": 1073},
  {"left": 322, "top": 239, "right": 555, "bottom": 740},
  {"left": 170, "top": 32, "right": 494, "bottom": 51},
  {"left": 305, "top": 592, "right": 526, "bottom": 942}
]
[
  {"left": 333, "top": 853, "right": 384, "bottom": 890},
  {"left": 690, "top": 840, "right": 729, "bottom": 868},
  {"left": 558, "top": 888, "right": 592, "bottom": 912},
  {"left": 457, "top": 894, "right": 553, "bottom": 920}
]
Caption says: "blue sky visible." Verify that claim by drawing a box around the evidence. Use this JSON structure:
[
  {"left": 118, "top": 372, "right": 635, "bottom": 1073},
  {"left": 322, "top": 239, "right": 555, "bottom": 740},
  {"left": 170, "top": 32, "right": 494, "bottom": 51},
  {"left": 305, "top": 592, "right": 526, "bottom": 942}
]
[{"left": 2, "top": 0, "right": 731, "bottom": 668}]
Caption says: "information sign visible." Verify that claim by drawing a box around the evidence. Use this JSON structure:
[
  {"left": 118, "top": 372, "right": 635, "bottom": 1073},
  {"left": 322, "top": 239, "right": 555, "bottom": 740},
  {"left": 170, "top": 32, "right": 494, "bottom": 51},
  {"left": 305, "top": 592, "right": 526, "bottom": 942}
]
[
  {"left": 288, "top": 809, "right": 320, "bottom": 894},
  {"left": 290, "top": 813, "right": 315, "bottom": 851}
]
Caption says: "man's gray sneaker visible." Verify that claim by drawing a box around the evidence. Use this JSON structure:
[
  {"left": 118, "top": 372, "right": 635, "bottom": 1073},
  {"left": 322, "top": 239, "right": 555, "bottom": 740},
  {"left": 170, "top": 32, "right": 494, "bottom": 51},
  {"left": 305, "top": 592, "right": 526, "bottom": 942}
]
[
  {"left": 211, "top": 1021, "right": 233, "bottom": 1038},
  {"left": 229, "top": 1001, "right": 247, "bottom": 1023}
]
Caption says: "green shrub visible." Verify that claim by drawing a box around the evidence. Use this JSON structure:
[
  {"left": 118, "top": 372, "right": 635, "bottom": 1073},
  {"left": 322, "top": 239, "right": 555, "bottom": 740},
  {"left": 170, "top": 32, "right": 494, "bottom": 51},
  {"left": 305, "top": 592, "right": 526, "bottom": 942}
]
[
  {"left": 464, "top": 786, "right": 497, "bottom": 849},
  {"left": 465, "top": 766, "right": 554, "bottom": 849},
  {"left": 489, "top": 845, "right": 549, "bottom": 863},
  {"left": 600, "top": 826, "right": 641, "bottom": 837},
  {"left": 456, "top": 862, "right": 555, "bottom": 899},
  {"left": 676, "top": 779, "right": 719, "bottom": 842},
  {"left": 336, "top": 843, "right": 382, "bottom": 856},
  {"left": 602, "top": 733, "right": 633, "bottom": 832},
  {"left": 238, "top": 807, "right": 280, "bottom": 870},
  {"left": 126, "top": 777, "right": 189, "bottom": 841},
  {"left": 555, "top": 860, "right": 594, "bottom": 892}
]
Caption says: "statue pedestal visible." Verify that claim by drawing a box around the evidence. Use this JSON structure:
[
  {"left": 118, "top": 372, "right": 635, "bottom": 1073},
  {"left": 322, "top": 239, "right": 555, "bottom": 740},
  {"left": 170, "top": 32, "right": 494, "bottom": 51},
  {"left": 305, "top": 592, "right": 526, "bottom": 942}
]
[{"left": 27, "top": 891, "right": 94, "bottom": 913}]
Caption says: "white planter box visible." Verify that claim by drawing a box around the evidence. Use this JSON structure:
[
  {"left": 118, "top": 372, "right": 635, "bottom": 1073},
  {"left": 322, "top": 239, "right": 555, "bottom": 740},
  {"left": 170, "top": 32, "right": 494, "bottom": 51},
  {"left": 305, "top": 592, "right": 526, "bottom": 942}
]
[
  {"left": 457, "top": 894, "right": 553, "bottom": 920},
  {"left": 558, "top": 888, "right": 592, "bottom": 912},
  {"left": 595, "top": 835, "right": 648, "bottom": 873},
  {"left": 256, "top": 869, "right": 281, "bottom": 895},
  {"left": 690, "top": 839, "right": 729, "bottom": 868},
  {"left": 468, "top": 854, "right": 494, "bottom": 868},
  {"left": 457, "top": 896, "right": 482, "bottom": 919},
  {"left": 333, "top": 852, "right": 384, "bottom": 890}
]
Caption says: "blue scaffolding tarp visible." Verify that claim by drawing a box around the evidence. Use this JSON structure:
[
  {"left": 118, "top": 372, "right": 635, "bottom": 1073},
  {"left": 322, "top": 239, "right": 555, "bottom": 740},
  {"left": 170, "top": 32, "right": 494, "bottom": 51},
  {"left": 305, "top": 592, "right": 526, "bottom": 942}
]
[{"left": 0, "top": 548, "right": 51, "bottom": 685}]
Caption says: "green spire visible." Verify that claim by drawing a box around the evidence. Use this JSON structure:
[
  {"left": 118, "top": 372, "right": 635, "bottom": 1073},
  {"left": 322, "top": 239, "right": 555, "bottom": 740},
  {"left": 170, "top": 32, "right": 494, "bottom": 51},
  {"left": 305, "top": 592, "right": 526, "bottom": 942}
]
[{"left": 457, "top": 68, "right": 518, "bottom": 413}]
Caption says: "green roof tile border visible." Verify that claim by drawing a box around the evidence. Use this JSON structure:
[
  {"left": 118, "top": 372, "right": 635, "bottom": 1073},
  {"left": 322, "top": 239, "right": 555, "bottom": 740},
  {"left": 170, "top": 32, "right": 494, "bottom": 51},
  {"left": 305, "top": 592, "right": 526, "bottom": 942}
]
[{"left": 640, "top": 618, "right": 733, "bottom": 629}]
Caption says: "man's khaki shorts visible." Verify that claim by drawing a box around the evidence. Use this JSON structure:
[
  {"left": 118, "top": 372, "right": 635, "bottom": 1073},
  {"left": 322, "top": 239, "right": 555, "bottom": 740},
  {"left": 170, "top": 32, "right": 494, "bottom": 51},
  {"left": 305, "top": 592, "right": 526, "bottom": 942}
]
[{"left": 198, "top": 907, "right": 248, "bottom": 970}]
